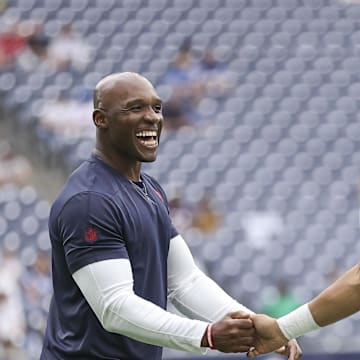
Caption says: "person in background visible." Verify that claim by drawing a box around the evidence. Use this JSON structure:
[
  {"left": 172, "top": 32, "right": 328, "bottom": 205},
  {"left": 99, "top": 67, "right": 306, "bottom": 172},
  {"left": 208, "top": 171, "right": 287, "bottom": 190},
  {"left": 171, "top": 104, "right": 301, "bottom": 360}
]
[
  {"left": 0, "top": 22, "right": 26, "bottom": 68},
  {"left": 16, "top": 22, "right": 50, "bottom": 72},
  {"left": 20, "top": 251, "right": 52, "bottom": 360},
  {"left": 260, "top": 279, "right": 301, "bottom": 319},
  {"left": 162, "top": 39, "right": 203, "bottom": 129},
  {"left": 0, "top": 248, "right": 26, "bottom": 359},
  {"left": 48, "top": 23, "right": 90, "bottom": 71},
  {"left": 168, "top": 193, "right": 193, "bottom": 234},
  {"left": 191, "top": 194, "right": 222, "bottom": 234}
]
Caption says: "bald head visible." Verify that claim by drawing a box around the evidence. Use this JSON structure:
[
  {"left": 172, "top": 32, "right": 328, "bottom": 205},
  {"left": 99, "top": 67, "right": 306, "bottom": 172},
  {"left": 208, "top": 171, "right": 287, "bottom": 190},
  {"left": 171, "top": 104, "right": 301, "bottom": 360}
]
[
  {"left": 92, "top": 71, "right": 164, "bottom": 172},
  {"left": 93, "top": 72, "right": 155, "bottom": 110}
]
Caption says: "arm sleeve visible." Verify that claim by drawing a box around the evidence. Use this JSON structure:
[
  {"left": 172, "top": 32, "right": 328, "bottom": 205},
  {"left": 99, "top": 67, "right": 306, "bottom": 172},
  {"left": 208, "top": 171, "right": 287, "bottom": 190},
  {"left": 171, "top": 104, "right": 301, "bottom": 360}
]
[
  {"left": 167, "top": 235, "right": 254, "bottom": 322},
  {"left": 72, "top": 258, "right": 208, "bottom": 353}
]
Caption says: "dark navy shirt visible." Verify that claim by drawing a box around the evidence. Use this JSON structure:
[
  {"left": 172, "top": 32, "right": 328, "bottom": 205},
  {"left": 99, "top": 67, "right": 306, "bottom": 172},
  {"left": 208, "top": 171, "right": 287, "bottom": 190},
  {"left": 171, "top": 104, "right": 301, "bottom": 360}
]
[{"left": 40, "top": 154, "right": 178, "bottom": 360}]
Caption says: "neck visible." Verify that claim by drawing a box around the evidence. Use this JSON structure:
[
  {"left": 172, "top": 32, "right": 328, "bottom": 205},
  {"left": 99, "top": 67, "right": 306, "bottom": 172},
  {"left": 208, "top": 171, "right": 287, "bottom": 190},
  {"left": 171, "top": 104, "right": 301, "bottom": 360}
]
[{"left": 93, "top": 148, "right": 141, "bottom": 182}]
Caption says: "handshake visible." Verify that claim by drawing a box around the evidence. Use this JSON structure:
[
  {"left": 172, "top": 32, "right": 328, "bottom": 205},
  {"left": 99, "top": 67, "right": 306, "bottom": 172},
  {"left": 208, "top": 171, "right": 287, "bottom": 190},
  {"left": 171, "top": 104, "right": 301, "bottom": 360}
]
[{"left": 201, "top": 311, "right": 302, "bottom": 360}]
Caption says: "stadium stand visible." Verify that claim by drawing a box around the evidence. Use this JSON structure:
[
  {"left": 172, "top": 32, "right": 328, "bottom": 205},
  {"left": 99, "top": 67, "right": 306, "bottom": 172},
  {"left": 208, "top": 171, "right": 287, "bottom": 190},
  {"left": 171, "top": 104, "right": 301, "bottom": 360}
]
[{"left": 0, "top": 0, "right": 359, "bottom": 358}]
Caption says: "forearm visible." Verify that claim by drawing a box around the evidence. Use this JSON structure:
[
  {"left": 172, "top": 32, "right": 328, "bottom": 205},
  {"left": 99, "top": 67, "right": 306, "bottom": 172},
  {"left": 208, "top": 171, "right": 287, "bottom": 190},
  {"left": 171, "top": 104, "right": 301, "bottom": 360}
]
[
  {"left": 309, "top": 263, "right": 360, "bottom": 326},
  {"left": 73, "top": 259, "right": 208, "bottom": 353},
  {"left": 277, "top": 263, "right": 360, "bottom": 340},
  {"left": 168, "top": 235, "right": 253, "bottom": 322},
  {"left": 102, "top": 290, "right": 208, "bottom": 351},
  {"left": 169, "top": 267, "right": 254, "bottom": 322}
]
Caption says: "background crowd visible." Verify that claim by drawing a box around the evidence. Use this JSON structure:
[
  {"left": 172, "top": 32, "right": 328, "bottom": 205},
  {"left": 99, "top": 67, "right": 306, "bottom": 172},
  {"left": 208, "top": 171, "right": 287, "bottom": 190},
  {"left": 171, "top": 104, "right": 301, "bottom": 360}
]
[{"left": 0, "top": 0, "right": 360, "bottom": 359}]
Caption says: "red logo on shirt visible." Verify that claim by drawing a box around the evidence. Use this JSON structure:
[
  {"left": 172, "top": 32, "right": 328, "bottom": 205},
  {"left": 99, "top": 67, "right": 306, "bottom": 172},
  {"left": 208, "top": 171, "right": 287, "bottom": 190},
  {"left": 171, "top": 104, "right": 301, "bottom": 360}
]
[
  {"left": 154, "top": 189, "right": 164, "bottom": 202},
  {"left": 85, "top": 227, "right": 97, "bottom": 242}
]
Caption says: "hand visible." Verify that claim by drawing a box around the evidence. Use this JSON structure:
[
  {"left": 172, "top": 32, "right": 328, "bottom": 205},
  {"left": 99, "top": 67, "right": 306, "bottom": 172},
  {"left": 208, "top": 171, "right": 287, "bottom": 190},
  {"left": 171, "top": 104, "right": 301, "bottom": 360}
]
[
  {"left": 202, "top": 311, "right": 255, "bottom": 353},
  {"left": 274, "top": 339, "right": 302, "bottom": 360},
  {"left": 247, "top": 314, "right": 302, "bottom": 359}
]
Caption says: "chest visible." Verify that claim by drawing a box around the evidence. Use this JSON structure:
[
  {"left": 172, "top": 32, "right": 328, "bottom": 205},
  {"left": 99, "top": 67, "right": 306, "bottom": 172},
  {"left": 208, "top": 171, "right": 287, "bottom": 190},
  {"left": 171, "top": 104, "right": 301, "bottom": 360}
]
[{"left": 117, "top": 185, "right": 172, "bottom": 256}]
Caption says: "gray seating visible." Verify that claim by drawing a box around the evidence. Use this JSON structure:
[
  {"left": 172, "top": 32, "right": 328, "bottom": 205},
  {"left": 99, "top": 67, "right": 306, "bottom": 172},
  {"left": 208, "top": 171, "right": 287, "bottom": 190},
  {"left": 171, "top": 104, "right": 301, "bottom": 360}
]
[{"left": 2, "top": 0, "right": 360, "bottom": 356}]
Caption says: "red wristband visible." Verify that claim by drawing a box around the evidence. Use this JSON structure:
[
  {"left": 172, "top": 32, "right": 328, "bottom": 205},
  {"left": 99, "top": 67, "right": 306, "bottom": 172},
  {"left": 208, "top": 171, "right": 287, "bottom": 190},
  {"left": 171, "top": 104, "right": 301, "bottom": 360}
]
[{"left": 207, "top": 323, "right": 215, "bottom": 349}]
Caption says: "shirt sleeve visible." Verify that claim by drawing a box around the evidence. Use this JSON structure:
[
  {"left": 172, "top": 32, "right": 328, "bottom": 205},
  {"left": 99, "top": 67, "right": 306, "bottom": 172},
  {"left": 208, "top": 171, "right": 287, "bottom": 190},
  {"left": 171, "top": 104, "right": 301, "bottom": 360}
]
[
  {"left": 72, "top": 259, "right": 209, "bottom": 353},
  {"left": 58, "top": 191, "right": 129, "bottom": 273}
]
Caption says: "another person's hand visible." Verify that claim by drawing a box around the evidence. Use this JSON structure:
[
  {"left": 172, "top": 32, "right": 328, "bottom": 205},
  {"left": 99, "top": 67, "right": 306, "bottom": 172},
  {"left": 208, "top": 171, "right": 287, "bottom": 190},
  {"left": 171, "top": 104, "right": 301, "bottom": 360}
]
[
  {"left": 202, "top": 311, "right": 255, "bottom": 353},
  {"left": 273, "top": 339, "right": 302, "bottom": 360},
  {"left": 246, "top": 313, "right": 302, "bottom": 359}
]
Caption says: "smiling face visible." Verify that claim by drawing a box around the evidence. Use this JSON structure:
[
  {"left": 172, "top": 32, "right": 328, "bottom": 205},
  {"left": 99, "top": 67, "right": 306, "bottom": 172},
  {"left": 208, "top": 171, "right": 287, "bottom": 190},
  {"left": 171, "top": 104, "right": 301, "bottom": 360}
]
[{"left": 93, "top": 73, "right": 164, "bottom": 172}]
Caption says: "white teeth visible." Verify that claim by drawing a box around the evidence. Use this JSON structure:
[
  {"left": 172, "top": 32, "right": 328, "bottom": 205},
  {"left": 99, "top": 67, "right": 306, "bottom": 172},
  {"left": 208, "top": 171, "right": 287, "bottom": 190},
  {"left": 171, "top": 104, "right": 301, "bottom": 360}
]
[
  {"left": 138, "top": 138, "right": 158, "bottom": 146},
  {"left": 136, "top": 130, "right": 157, "bottom": 137}
]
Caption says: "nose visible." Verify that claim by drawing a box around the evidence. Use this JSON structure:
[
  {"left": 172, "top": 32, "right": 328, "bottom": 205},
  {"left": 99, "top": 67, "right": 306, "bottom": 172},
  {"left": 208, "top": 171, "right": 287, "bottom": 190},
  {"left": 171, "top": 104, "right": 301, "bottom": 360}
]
[{"left": 144, "top": 106, "right": 163, "bottom": 123}]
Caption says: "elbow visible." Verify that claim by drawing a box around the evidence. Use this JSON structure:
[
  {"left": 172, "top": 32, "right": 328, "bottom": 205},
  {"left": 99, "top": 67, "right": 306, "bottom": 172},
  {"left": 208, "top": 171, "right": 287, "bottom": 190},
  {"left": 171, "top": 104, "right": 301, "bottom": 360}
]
[
  {"left": 356, "top": 262, "right": 360, "bottom": 275},
  {"left": 102, "top": 321, "right": 119, "bottom": 334},
  {"left": 345, "top": 263, "right": 360, "bottom": 290},
  {"left": 99, "top": 297, "right": 128, "bottom": 334},
  {"left": 355, "top": 263, "right": 360, "bottom": 284},
  {"left": 101, "top": 307, "right": 115, "bottom": 333}
]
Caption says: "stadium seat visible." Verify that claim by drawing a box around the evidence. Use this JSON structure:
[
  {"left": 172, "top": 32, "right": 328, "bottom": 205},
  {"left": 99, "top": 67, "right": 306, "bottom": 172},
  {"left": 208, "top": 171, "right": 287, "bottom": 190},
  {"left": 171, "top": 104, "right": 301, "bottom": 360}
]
[
  {"left": 266, "top": 6, "right": 287, "bottom": 23},
  {"left": 281, "top": 19, "right": 302, "bottom": 36}
]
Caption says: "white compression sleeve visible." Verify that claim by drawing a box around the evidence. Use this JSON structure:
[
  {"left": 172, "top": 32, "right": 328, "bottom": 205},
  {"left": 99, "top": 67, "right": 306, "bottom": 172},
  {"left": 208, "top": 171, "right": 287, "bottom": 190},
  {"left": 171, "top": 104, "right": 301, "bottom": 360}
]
[
  {"left": 168, "top": 235, "right": 254, "bottom": 322},
  {"left": 72, "top": 259, "right": 208, "bottom": 353},
  {"left": 277, "top": 303, "right": 320, "bottom": 340}
]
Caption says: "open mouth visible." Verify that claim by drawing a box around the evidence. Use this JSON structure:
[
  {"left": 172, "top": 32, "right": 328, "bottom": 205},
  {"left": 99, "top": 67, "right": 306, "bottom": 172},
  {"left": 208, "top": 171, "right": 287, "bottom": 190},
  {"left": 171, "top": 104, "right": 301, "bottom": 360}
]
[{"left": 136, "top": 130, "right": 158, "bottom": 147}]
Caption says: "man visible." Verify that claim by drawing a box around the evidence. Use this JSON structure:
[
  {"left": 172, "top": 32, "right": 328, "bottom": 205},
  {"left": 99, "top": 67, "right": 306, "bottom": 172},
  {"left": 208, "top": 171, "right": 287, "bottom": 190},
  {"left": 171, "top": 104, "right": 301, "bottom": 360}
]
[
  {"left": 248, "top": 262, "right": 360, "bottom": 357},
  {"left": 40, "top": 72, "right": 301, "bottom": 360}
]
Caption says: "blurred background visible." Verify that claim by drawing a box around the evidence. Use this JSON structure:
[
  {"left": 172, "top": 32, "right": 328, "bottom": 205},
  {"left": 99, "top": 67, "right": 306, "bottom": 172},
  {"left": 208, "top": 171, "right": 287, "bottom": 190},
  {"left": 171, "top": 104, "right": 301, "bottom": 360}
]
[{"left": 0, "top": 0, "right": 359, "bottom": 359}]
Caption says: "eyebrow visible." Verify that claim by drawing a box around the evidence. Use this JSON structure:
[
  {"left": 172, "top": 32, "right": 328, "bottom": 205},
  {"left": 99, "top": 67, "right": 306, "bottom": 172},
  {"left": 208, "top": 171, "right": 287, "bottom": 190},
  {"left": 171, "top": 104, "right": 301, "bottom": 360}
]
[{"left": 123, "top": 97, "right": 162, "bottom": 107}]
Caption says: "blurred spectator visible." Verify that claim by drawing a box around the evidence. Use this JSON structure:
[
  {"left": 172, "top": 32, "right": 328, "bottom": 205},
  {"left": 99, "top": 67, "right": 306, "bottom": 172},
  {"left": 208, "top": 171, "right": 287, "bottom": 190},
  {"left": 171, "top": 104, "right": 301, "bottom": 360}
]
[
  {"left": 162, "top": 96, "right": 193, "bottom": 130},
  {"left": 0, "top": 141, "right": 32, "bottom": 185},
  {"left": 37, "top": 92, "right": 93, "bottom": 140},
  {"left": 20, "top": 251, "right": 52, "bottom": 359},
  {"left": 168, "top": 194, "right": 193, "bottom": 234},
  {"left": 194, "top": 48, "right": 232, "bottom": 98},
  {"left": 0, "top": 22, "right": 26, "bottom": 68},
  {"left": 163, "top": 38, "right": 196, "bottom": 87},
  {"left": 191, "top": 194, "right": 222, "bottom": 233},
  {"left": 0, "top": 249, "right": 26, "bottom": 359},
  {"left": 260, "top": 279, "right": 301, "bottom": 319},
  {"left": 241, "top": 211, "right": 285, "bottom": 249},
  {"left": 162, "top": 39, "right": 203, "bottom": 129},
  {"left": 20, "top": 251, "right": 52, "bottom": 326},
  {"left": 162, "top": 41, "right": 231, "bottom": 129},
  {"left": 48, "top": 23, "right": 91, "bottom": 71},
  {"left": 17, "top": 22, "right": 51, "bottom": 72}
]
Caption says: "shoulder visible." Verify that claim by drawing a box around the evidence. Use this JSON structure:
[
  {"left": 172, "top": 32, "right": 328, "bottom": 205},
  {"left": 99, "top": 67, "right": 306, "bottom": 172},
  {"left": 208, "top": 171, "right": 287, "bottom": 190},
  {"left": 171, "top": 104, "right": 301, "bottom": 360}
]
[
  {"left": 142, "top": 173, "right": 162, "bottom": 189},
  {"left": 52, "top": 190, "right": 119, "bottom": 220},
  {"left": 55, "top": 156, "right": 128, "bottom": 208}
]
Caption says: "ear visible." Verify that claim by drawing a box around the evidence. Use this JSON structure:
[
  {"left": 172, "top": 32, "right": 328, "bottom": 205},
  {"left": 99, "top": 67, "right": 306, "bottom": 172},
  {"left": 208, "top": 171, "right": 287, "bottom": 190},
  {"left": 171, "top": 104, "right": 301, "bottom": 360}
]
[{"left": 93, "top": 109, "right": 109, "bottom": 129}]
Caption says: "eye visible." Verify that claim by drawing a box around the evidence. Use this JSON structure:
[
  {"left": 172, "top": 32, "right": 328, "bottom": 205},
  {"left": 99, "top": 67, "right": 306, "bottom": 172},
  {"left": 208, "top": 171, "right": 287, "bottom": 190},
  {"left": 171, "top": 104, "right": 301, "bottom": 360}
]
[
  {"left": 130, "top": 105, "right": 144, "bottom": 112},
  {"left": 153, "top": 104, "right": 162, "bottom": 113}
]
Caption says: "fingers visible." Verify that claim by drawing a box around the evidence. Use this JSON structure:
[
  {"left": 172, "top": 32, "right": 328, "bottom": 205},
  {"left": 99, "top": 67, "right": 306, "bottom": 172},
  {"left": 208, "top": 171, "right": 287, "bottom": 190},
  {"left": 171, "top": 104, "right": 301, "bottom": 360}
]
[
  {"left": 247, "top": 347, "right": 260, "bottom": 358},
  {"left": 211, "top": 317, "right": 256, "bottom": 353},
  {"left": 275, "top": 345, "right": 287, "bottom": 355},
  {"left": 228, "top": 311, "right": 251, "bottom": 319},
  {"left": 288, "top": 340, "right": 303, "bottom": 360},
  {"left": 274, "top": 341, "right": 303, "bottom": 360}
]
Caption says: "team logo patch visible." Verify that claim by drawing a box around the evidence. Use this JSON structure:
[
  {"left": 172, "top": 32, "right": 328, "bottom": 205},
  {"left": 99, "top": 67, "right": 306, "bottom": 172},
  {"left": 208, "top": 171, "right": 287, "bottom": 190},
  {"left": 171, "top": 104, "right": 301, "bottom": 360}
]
[
  {"left": 154, "top": 189, "right": 164, "bottom": 202},
  {"left": 85, "top": 226, "right": 98, "bottom": 242}
]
